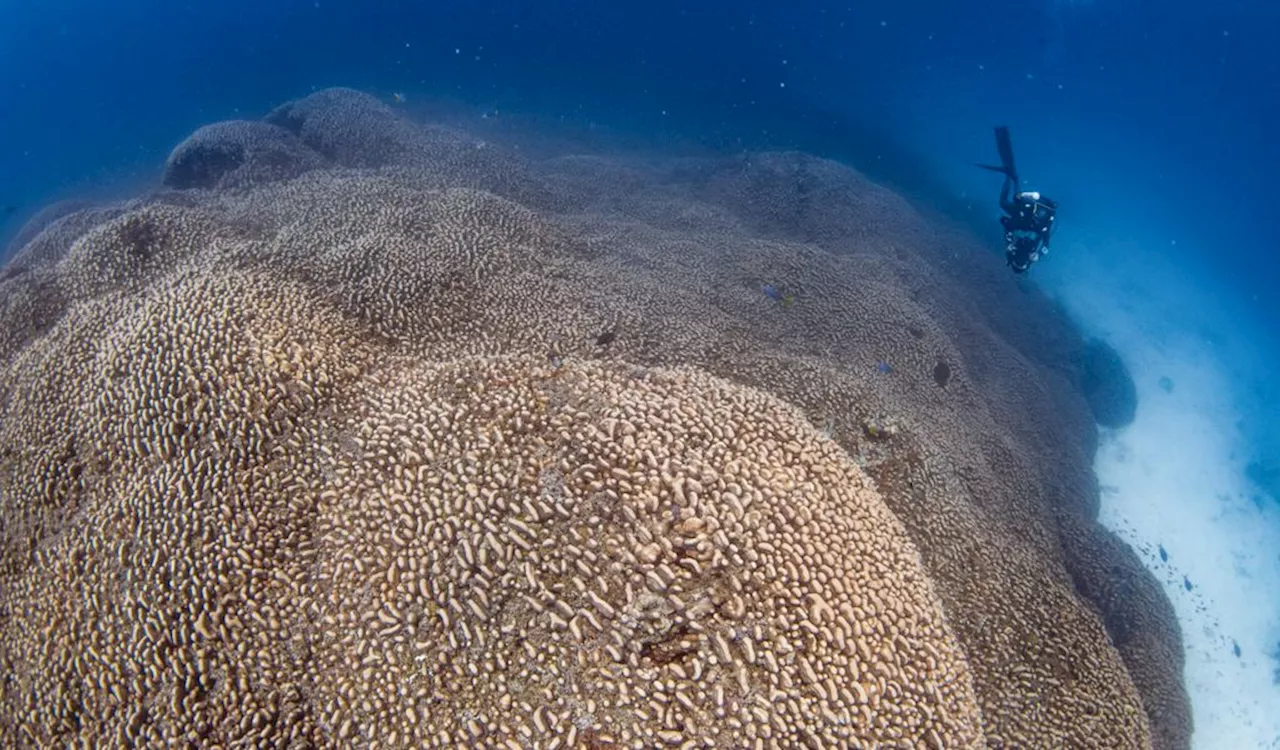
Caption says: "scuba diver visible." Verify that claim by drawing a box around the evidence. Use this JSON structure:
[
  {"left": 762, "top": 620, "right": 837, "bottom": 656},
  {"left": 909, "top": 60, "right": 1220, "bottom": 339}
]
[{"left": 977, "top": 126, "right": 1057, "bottom": 274}]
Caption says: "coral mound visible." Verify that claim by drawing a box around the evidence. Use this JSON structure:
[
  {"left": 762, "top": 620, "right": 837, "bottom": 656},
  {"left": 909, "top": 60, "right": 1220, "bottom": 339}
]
[
  {"left": 316, "top": 357, "right": 985, "bottom": 747},
  {"left": 1080, "top": 337, "right": 1139, "bottom": 428},
  {"left": 0, "top": 271, "right": 984, "bottom": 746},
  {"left": 162, "top": 120, "right": 326, "bottom": 190},
  {"left": 0, "top": 87, "right": 1191, "bottom": 749}
]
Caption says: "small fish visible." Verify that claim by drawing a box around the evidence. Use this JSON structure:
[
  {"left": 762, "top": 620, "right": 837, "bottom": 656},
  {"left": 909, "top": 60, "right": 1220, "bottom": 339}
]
[
  {"left": 0, "top": 205, "right": 15, "bottom": 217},
  {"left": 392, "top": 92, "right": 407, "bottom": 104},
  {"left": 875, "top": 361, "right": 894, "bottom": 374},
  {"left": 547, "top": 342, "right": 564, "bottom": 369},
  {"left": 1183, "top": 575, "right": 1193, "bottom": 591},
  {"left": 761, "top": 283, "right": 798, "bottom": 306},
  {"left": 1158, "top": 544, "right": 1168, "bottom": 562},
  {"left": 595, "top": 328, "right": 617, "bottom": 347},
  {"left": 1232, "top": 640, "right": 1242, "bottom": 658}
]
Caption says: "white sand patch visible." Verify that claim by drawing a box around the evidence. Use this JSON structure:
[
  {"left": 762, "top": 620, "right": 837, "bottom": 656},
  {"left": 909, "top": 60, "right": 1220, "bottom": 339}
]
[{"left": 1039, "top": 236, "right": 1280, "bottom": 749}]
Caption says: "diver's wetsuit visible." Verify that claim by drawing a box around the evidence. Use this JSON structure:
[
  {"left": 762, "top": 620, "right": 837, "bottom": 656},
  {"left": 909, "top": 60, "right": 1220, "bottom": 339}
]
[{"left": 999, "top": 177, "right": 1057, "bottom": 273}]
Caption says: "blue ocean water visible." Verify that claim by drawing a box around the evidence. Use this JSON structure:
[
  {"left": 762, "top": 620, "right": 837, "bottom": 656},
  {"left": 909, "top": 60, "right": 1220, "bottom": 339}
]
[{"left": 1, "top": 0, "right": 1277, "bottom": 745}]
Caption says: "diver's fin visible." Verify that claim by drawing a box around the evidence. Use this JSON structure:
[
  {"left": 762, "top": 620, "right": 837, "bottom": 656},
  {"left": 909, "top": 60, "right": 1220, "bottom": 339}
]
[
  {"left": 993, "top": 125, "right": 1018, "bottom": 182},
  {"left": 975, "top": 163, "right": 1011, "bottom": 175}
]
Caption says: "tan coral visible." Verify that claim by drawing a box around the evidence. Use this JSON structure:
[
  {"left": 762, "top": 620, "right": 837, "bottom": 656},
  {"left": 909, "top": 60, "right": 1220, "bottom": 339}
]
[
  {"left": 0, "top": 282, "right": 989, "bottom": 747},
  {"left": 0, "top": 87, "right": 1189, "bottom": 749},
  {"left": 57, "top": 203, "right": 248, "bottom": 300},
  {"left": 0, "top": 268, "right": 374, "bottom": 746},
  {"left": 539, "top": 150, "right": 1176, "bottom": 747},
  {"left": 306, "top": 357, "right": 985, "bottom": 747}
]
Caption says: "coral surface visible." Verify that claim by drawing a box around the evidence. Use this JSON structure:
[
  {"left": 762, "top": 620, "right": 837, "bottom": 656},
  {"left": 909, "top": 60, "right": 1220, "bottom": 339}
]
[{"left": 0, "top": 87, "right": 1188, "bottom": 749}]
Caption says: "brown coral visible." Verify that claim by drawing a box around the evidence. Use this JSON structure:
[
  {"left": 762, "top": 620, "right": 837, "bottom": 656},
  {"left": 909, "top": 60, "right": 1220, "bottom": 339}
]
[
  {"left": 310, "top": 357, "right": 985, "bottom": 747},
  {"left": 0, "top": 273, "right": 986, "bottom": 746},
  {"left": 0, "top": 86, "right": 1191, "bottom": 748}
]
